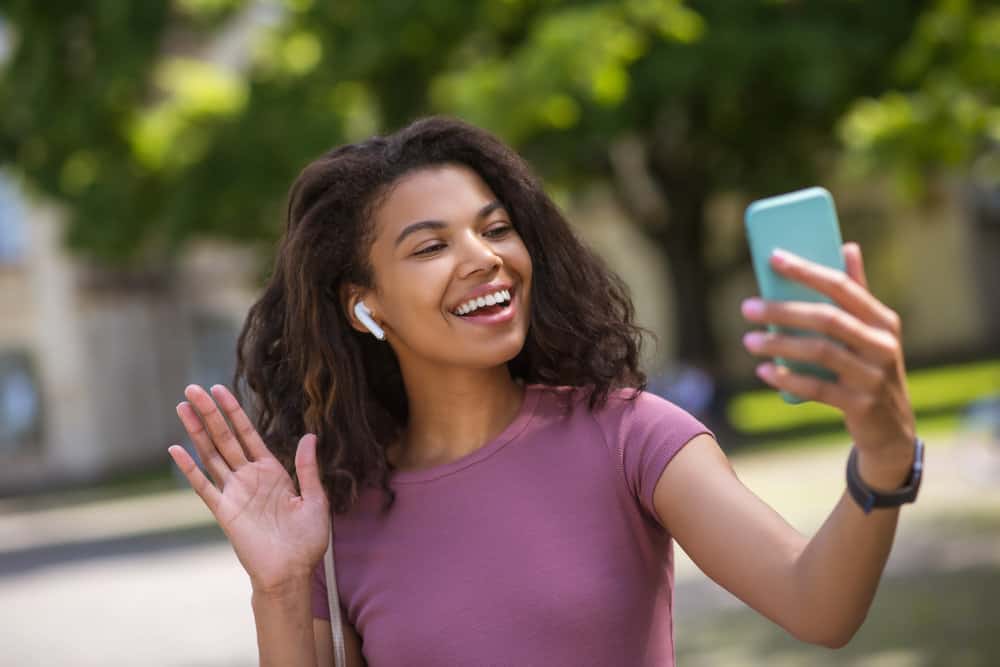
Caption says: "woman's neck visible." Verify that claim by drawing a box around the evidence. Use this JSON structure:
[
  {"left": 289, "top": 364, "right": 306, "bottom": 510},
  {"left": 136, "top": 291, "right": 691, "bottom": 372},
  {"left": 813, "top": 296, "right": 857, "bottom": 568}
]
[{"left": 388, "top": 365, "right": 525, "bottom": 471}]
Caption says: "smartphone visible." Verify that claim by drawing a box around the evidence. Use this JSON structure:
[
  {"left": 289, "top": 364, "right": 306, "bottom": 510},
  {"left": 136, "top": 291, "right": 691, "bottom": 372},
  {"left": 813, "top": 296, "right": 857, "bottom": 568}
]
[{"left": 744, "top": 187, "right": 846, "bottom": 404}]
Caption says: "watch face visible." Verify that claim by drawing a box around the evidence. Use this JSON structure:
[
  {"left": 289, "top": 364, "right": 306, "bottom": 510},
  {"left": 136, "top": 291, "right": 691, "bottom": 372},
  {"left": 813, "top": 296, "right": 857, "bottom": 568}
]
[{"left": 910, "top": 438, "right": 925, "bottom": 491}]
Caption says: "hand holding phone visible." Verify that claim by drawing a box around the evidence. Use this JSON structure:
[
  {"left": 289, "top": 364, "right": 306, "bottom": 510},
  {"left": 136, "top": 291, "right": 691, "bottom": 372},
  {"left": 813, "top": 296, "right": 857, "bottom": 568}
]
[{"left": 744, "top": 187, "right": 846, "bottom": 404}]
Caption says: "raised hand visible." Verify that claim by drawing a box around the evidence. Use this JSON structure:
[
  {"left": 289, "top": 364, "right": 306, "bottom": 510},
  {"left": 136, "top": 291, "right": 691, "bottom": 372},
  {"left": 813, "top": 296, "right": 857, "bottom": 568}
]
[
  {"left": 740, "top": 242, "right": 917, "bottom": 482},
  {"left": 169, "top": 384, "right": 329, "bottom": 594}
]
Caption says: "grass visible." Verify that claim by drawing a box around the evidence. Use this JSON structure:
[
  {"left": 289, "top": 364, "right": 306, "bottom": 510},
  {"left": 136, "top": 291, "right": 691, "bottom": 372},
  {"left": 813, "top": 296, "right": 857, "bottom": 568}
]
[
  {"left": 725, "top": 413, "right": 965, "bottom": 457},
  {"left": 727, "top": 358, "right": 999, "bottom": 436}
]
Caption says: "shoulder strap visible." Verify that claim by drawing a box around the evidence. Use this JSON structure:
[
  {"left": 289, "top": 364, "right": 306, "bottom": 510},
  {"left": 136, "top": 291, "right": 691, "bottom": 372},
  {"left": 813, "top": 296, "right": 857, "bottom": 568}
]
[{"left": 324, "top": 521, "right": 347, "bottom": 667}]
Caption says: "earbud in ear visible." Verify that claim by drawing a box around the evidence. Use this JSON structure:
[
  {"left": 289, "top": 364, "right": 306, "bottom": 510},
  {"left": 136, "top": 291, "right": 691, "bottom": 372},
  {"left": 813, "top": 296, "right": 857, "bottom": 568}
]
[{"left": 353, "top": 301, "right": 385, "bottom": 340}]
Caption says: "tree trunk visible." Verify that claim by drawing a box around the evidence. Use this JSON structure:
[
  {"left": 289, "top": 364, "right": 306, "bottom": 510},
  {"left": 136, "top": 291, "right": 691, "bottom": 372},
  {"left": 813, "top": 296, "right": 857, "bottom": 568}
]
[
  {"left": 606, "top": 135, "right": 738, "bottom": 442},
  {"left": 651, "top": 199, "right": 719, "bottom": 373},
  {"left": 650, "top": 191, "right": 740, "bottom": 444},
  {"left": 606, "top": 134, "right": 721, "bottom": 374},
  {"left": 967, "top": 181, "right": 1000, "bottom": 348}
]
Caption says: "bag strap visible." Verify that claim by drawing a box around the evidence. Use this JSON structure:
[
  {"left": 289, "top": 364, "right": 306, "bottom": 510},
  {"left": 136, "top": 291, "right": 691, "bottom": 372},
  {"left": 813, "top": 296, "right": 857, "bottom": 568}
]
[{"left": 324, "top": 521, "right": 347, "bottom": 667}]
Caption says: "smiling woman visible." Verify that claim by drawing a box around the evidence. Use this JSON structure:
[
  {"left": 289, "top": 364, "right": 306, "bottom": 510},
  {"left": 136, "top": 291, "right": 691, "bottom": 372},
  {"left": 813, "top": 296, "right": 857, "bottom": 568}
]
[
  {"left": 234, "top": 118, "right": 647, "bottom": 513},
  {"left": 168, "top": 116, "right": 922, "bottom": 667}
]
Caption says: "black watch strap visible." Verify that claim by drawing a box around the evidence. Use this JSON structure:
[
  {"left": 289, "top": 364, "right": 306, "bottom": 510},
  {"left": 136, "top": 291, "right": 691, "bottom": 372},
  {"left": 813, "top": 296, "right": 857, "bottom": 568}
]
[{"left": 846, "top": 438, "right": 924, "bottom": 514}]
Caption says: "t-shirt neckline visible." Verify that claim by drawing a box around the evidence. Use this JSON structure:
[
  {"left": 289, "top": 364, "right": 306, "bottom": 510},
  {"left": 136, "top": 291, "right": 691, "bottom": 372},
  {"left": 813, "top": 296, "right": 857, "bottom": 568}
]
[{"left": 390, "top": 383, "right": 542, "bottom": 484}]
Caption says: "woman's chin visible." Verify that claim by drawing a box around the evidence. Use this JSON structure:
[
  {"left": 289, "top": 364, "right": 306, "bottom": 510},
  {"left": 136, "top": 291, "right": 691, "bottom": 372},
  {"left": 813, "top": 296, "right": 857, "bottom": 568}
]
[{"left": 448, "top": 336, "right": 527, "bottom": 370}]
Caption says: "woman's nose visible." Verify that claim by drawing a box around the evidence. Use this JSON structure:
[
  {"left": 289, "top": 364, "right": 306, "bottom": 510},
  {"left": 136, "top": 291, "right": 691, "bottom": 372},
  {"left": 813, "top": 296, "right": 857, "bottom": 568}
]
[{"left": 458, "top": 233, "right": 503, "bottom": 275}]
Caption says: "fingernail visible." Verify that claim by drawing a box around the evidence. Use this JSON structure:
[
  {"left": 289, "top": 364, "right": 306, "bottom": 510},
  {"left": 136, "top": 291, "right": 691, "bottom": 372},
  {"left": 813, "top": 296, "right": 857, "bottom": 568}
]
[
  {"left": 741, "top": 298, "right": 765, "bottom": 318},
  {"left": 743, "top": 332, "right": 765, "bottom": 350},
  {"left": 756, "top": 363, "right": 775, "bottom": 380}
]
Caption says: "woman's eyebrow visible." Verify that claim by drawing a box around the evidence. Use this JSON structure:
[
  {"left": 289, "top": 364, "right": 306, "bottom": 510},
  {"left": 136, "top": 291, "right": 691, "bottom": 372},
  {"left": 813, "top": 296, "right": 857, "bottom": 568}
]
[{"left": 393, "top": 200, "right": 504, "bottom": 248}]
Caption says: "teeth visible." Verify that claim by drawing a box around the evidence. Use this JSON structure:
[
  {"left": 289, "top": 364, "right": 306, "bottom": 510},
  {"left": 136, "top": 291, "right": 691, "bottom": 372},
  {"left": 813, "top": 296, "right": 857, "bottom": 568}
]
[{"left": 454, "top": 289, "right": 511, "bottom": 316}]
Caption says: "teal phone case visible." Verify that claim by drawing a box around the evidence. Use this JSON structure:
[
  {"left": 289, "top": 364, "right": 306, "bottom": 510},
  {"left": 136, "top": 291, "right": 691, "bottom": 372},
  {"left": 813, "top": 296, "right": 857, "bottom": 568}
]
[{"left": 744, "top": 187, "right": 846, "bottom": 404}]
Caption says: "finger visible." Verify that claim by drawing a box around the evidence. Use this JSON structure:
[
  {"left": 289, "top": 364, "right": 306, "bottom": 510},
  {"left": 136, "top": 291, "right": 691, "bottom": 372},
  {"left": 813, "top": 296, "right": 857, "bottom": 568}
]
[
  {"left": 210, "top": 384, "right": 273, "bottom": 463},
  {"left": 176, "top": 401, "right": 232, "bottom": 487},
  {"left": 742, "top": 330, "right": 882, "bottom": 392},
  {"left": 184, "top": 384, "right": 250, "bottom": 472},
  {"left": 843, "top": 242, "right": 869, "bottom": 290},
  {"left": 168, "top": 444, "right": 222, "bottom": 516},
  {"left": 295, "top": 434, "right": 327, "bottom": 507},
  {"left": 770, "top": 248, "right": 897, "bottom": 332},
  {"left": 742, "top": 299, "right": 899, "bottom": 367},
  {"left": 755, "top": 362, "right": 859, "bottom": 412}
]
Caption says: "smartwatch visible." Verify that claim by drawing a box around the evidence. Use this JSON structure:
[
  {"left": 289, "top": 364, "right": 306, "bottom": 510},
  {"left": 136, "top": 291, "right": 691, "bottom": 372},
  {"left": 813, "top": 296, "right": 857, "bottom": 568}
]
[{"left": 846, "top": 438, "right": 924, "bottom": 514}]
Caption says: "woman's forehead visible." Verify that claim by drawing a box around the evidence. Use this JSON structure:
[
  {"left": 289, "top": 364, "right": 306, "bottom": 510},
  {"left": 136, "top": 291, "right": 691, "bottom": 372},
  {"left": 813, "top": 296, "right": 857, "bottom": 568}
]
[{"left": 372, "top": 165, "right": 500, "bottom": 235}]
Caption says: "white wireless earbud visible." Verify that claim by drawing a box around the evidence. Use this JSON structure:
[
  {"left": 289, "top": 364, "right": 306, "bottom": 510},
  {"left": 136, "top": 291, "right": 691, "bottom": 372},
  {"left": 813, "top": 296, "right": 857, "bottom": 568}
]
[{"left": 353, "top": 301, "right": 385, "bottom": 340}]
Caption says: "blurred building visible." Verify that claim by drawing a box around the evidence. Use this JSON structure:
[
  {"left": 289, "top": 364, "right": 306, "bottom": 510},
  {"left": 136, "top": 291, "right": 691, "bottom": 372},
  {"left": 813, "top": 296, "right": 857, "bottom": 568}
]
[{"left": 0, "top": 175, "right": 257, "bottom": 495}]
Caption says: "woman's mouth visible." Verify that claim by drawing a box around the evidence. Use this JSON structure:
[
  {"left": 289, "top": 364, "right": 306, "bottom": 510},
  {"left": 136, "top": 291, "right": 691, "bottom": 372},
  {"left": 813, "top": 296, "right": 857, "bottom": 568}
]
[{"left": 451, "top": 288, "right": 517, "bottom": 325}]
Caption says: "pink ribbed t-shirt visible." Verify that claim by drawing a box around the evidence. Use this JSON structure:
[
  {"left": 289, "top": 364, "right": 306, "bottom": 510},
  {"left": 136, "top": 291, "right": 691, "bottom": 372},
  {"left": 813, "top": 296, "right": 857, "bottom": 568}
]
[{"left": 311, "top": 383, "right": 714, "bottom": 666}]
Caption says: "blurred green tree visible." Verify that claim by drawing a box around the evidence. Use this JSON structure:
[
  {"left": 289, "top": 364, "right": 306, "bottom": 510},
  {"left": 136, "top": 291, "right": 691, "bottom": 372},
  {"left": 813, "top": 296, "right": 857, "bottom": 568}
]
[
  {"left": 839, "top": 0, "right": 1000, "bottom": 343},
  {"left": 0, "top": 1, "right": 948, "bottom": 376},
  {"left": 841, "top": 0, "right": 1000, "bottom": 198}
]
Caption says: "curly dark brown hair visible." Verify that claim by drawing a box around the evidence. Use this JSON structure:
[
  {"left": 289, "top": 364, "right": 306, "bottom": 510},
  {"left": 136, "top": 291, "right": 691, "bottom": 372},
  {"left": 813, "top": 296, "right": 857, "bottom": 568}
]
[{"left": 233, "top": 116, "right": 649, "bottom": 515}]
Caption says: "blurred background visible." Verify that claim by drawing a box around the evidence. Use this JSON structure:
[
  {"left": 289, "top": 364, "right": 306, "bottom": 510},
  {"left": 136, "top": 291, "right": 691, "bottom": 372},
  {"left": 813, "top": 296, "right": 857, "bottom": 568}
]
[{"left": 0, "top": 1, "right": 998, "bottom": 665}]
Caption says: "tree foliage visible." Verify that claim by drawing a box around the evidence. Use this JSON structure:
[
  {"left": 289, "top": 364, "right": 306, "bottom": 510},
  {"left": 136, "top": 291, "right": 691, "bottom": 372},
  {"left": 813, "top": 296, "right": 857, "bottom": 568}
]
[
  {"left": 2, "top": 1, "right": 968, "bottom": 373},
  {"left": 840, "top": 0, "right": 1000, "bottom": 197}
]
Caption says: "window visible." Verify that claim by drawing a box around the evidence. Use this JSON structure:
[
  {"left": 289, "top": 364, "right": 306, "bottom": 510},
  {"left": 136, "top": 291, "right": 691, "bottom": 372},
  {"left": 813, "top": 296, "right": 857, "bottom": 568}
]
[
  {"left": 0, "top": 174, "right": 27, "bottom": 264},
  {"left": 0, "top": 349, "right": 41, "bottom": 454}
]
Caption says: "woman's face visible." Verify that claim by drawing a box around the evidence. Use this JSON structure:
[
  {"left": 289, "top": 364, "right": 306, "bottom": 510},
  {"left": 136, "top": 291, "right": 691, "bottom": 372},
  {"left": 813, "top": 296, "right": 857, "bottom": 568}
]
[{"left": 356, "top": 164, "right": 533, "bottom": 370}]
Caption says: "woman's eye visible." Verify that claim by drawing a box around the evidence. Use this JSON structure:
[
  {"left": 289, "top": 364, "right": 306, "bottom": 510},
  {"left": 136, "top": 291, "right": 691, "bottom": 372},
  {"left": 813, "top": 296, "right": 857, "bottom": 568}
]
[
  {"left": 413, "top": 243, "right": 445, "bottom": 256},
  {"left": 412, "top": 225, "right": 511, "bottom": 256},
  {"left": 485, "top": 224, "right": 512, "bottom": 238}
]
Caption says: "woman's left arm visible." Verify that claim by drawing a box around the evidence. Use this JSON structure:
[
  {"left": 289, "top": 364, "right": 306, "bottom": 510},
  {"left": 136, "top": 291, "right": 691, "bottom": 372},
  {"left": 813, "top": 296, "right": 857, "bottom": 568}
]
[{"left": 653, "top": 242, "right": 918, "bottom": 648}]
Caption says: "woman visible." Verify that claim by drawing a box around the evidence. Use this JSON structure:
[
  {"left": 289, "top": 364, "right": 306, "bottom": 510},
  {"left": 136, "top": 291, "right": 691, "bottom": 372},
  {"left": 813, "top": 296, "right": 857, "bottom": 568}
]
[{"left": 169, "top": 117, "right": 921, "bottom": 666}]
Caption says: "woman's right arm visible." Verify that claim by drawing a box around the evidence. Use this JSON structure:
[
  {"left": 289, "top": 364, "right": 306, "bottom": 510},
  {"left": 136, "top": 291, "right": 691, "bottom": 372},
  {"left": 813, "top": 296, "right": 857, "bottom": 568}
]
[
  {"left": 169, "top": 384, "right": 349, "bottom": 667},
  {"left": 250, "top": 579, "right": 367, "bottom": 667},
  {"left": 251, "top": 579, "right": 319, "bottom": 667}
]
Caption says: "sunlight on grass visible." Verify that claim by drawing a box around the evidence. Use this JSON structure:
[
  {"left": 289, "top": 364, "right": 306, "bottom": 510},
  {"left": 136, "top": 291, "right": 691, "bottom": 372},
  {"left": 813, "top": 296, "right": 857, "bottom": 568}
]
[{"left": 729, "top": 359, "right": 999, "bottom": 434}]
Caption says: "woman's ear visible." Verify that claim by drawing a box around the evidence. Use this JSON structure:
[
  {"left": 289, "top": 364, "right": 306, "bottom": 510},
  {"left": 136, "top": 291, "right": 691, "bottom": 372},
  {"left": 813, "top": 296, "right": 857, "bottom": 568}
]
[{"left": 340, "top": 284, "right": 381, "bottom": 336}]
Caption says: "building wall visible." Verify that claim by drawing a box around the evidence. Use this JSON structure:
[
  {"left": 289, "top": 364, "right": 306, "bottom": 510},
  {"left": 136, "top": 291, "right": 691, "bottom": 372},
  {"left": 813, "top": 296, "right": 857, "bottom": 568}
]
[{"left": 0, "top": 187, "right": 257, "bottom": 494}]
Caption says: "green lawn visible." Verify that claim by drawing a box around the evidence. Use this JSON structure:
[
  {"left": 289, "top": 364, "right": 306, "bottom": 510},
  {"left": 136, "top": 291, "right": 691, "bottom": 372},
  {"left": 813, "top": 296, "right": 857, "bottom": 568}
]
[{"left": 727, "top": 358, "right": 999, "bottom": 438}]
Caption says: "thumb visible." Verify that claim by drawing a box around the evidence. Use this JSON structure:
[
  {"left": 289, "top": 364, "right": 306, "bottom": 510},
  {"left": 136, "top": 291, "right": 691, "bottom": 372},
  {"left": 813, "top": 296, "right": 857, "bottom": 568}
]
[
  {"left": 843, "top": 242, "right": 869, "bottom": 290},
  {"left": 294, "top": 434, "right": 327, "bottom": 506}
]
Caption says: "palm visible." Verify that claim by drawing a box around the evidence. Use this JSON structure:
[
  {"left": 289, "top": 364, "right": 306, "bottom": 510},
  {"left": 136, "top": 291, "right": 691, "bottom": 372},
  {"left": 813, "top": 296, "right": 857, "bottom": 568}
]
[
  {"left": 214, "top": 457, "right": 329, "bottom": 590},
  {"left": 170, "top": 384, "right": 330, "bottom": 592}
]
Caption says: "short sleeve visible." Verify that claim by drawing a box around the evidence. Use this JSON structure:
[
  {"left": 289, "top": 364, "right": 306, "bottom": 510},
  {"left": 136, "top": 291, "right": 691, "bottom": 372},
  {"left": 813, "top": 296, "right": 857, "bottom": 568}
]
[
  {"left": 594, "top": 389, "right": 715, "bottom": 525},
  {"left": 311, "top": 557, "right": 331, "bottom": 621}
]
